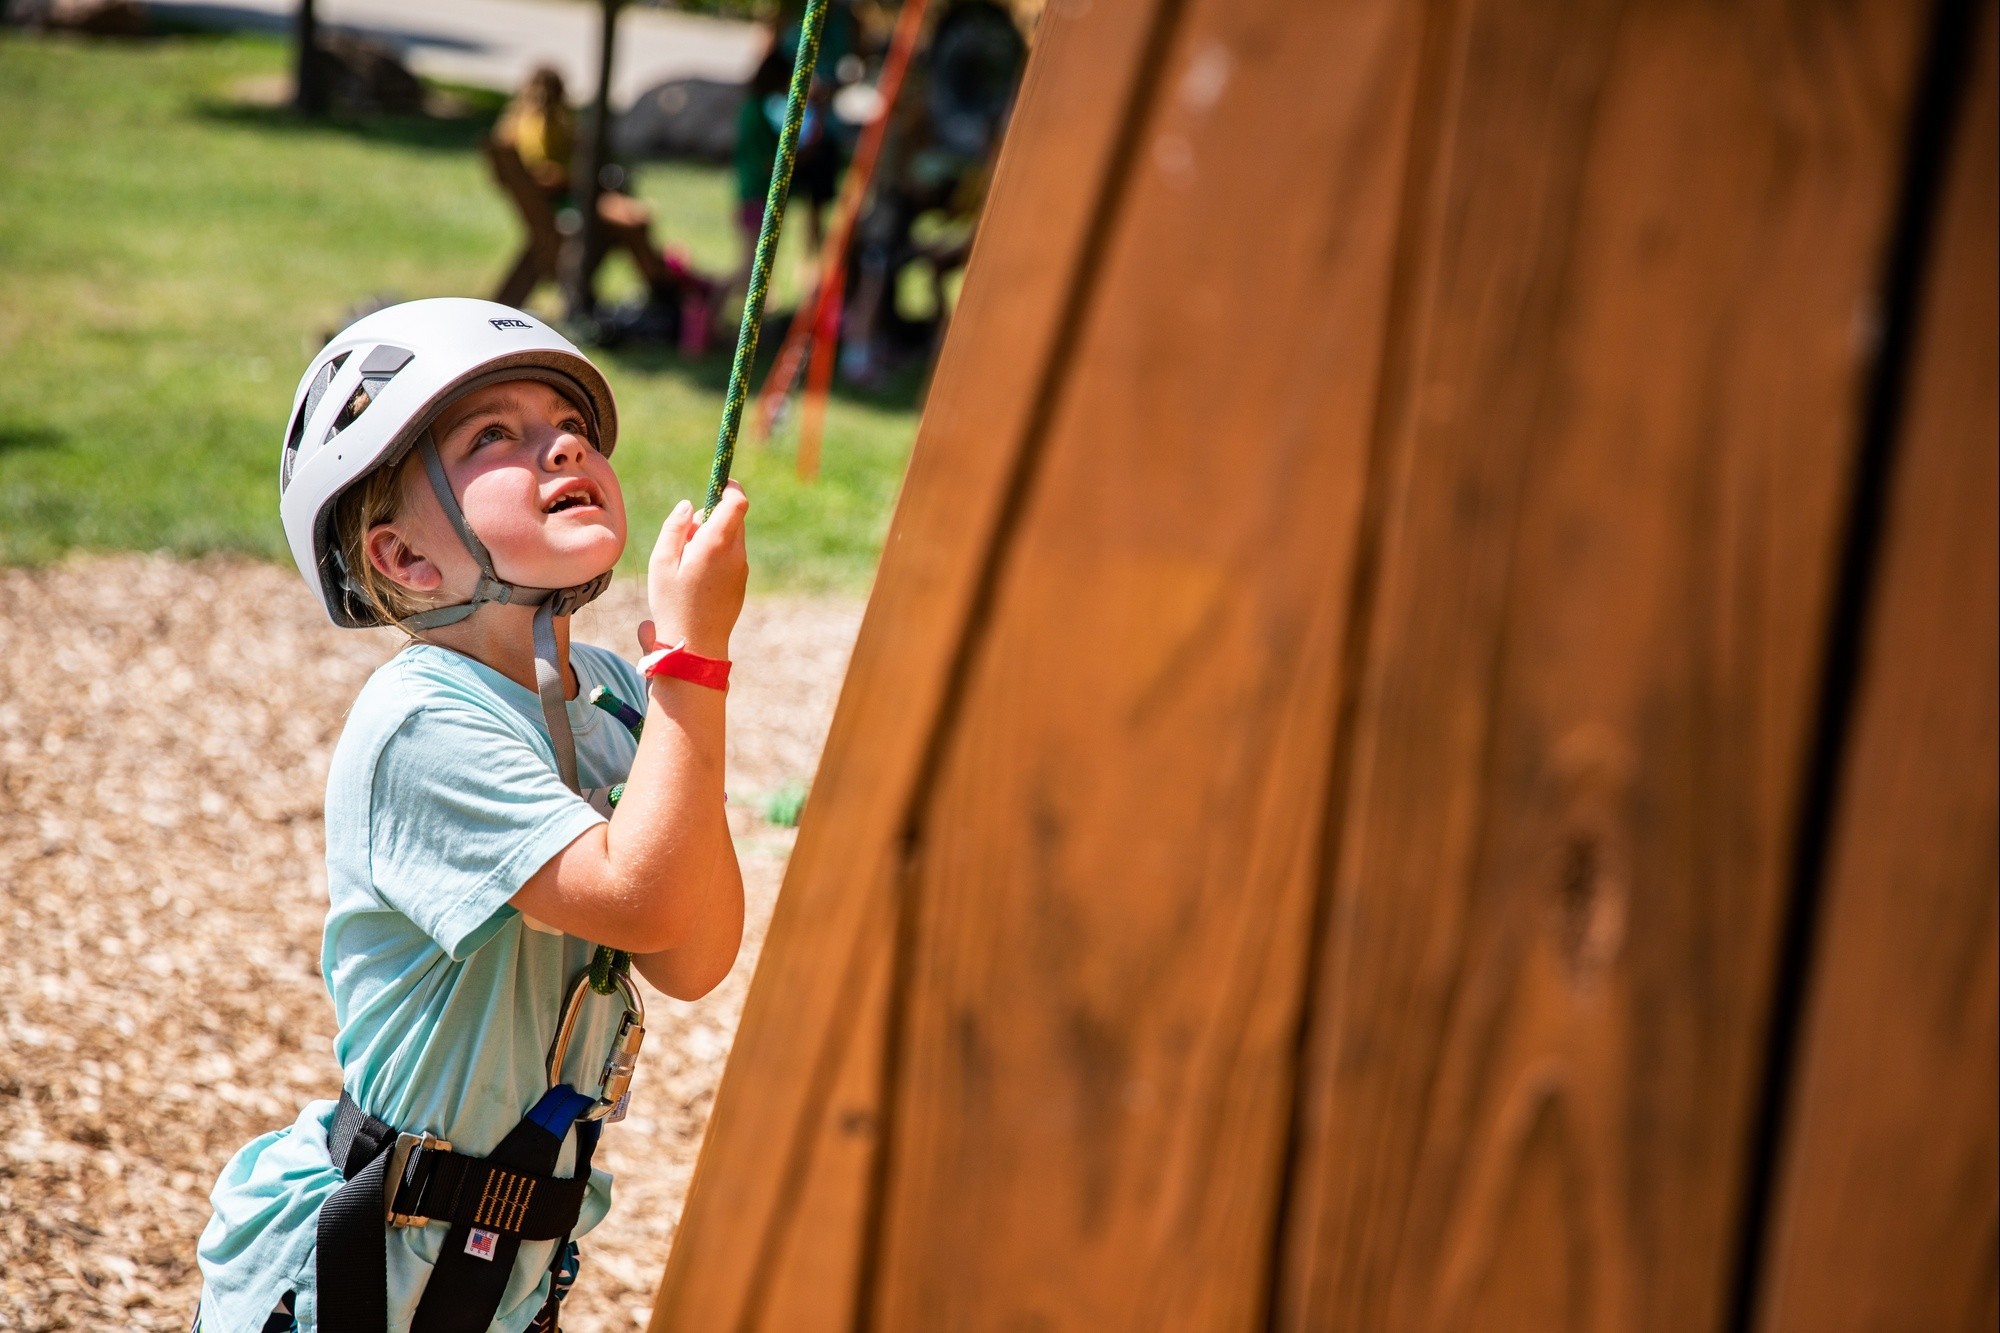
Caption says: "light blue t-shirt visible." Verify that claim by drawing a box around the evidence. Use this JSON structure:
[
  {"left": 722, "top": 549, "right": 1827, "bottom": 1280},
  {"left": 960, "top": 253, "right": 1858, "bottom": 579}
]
[{"left": 198, "top": 641, "right": 650, "bottom": 1332}]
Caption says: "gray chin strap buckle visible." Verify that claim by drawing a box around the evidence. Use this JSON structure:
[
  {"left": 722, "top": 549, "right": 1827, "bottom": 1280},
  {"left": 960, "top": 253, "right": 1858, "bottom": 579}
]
[{"left": 544, "top": 571, "right": 613, "bottom": 619}]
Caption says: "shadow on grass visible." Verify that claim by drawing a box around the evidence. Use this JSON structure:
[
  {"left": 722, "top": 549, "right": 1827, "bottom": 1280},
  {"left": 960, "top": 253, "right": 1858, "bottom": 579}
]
[
  {"left": 192, "top": 94, "right": 505, "bottom": 155},
  {"left": 0, "top": 425, "right": 67, "bottom": 456}
]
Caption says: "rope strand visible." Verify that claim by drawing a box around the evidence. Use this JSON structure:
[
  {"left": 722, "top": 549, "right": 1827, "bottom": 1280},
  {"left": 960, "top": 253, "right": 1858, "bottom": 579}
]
[
  {"left": 706, "top": 0, "right": 831, "bottom": 516},
  {"left": 593, "top": 0, "right": 829, "bottom": 995}
]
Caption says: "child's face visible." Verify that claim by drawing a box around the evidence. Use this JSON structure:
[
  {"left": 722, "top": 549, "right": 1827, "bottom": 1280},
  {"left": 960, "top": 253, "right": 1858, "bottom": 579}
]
[{"left": 381, "top": 379, "right": 627, "bottom": 600}]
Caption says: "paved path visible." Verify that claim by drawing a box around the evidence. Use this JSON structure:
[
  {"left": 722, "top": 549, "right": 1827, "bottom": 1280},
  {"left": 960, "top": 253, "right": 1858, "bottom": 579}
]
[{"left": 149, "top": 0, "right": 764, "bottom": 105}]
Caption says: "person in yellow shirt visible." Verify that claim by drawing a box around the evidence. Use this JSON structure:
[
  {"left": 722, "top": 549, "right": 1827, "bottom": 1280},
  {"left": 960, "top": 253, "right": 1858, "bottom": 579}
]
[
  {"left": 491, "top": 67, "right": 686, "bottom": 308},
  {"left": 499, "top": 67, "right": 577, "bottom": 193}
]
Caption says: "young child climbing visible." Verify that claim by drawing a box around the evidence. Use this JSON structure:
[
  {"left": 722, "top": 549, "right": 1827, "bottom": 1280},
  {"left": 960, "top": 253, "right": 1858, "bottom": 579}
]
[{"left": 194, "top": 297, "right": 747, "bottom": 1332}]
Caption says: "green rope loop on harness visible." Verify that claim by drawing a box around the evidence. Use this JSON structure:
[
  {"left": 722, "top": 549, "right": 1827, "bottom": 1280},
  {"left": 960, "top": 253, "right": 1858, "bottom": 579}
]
[
  {"left": 705, "top": 0, "right": 831, "bottom": 516},
  {"left": 588, "top": 946, "right": 632, "bottom": 996}
]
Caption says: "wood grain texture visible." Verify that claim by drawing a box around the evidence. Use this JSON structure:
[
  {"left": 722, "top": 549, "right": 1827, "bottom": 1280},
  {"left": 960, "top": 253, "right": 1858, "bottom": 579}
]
[
  {"left": 1275, "top": 1, "right": 1932, "bottom": 1329},
  {"left": 1756, "top": 5, "right": 2000, "bottom": 1327},
  {"left": 648, "top": 4, "right": 1174, "bottom": 1327},
  {"left": 746, "top": 914, "right": 897, "bottom": 1331},
  {"left": 866, "top": 0, "right": 1428, "bottom": 1327}
]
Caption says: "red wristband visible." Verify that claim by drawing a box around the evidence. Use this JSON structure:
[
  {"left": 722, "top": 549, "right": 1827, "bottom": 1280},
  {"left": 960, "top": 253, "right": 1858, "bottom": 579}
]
[{"left": 640, "top": 641, "right": 731, "bottom": 691}]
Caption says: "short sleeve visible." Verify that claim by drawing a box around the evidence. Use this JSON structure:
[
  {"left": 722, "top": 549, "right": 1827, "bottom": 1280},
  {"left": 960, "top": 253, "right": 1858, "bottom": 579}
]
[{"left": 367, "top": 704, "right": 606, "bottom": 959}]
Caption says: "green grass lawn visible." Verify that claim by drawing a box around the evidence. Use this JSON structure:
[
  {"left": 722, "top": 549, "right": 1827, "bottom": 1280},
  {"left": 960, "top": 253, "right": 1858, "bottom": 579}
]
[{"left": 0, "top": 30, "right": 921, "bottom": 591}]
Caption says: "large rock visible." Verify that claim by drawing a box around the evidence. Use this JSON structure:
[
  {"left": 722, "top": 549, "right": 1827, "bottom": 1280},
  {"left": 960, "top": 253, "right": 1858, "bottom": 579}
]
[
  {"left": 615, "top": 76, "right": 745, "bottom": 163},
  {"left": 308, "top": 30, "right": 428, "bottom": 116}
]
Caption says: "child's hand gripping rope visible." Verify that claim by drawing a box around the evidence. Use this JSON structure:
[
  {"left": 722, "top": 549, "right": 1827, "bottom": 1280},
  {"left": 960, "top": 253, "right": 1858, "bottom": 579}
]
[
  {"left": 584, "top": 485, "right": 748, "bottom": 993},
  {"left": 642, "top": 480, "right": 749, "bottom": 664}
]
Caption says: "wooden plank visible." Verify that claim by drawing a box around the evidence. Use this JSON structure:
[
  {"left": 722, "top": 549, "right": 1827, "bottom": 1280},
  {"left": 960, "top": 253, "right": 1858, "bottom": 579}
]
[
  {"left": 1275, "top": 0, "right": 1933, "bottom": 1329},
  {"left": 1755, "top": 4, "right": 1999, "bottom": 1326},
  {"left": 747, "top": 913, "right": 897, "bottom": 1330},
  {"left": 867, "top": 0, "right": 1429, "bottom": 1326},
  {"left": 649, "top": 3, "right": 1177, "bottom": 1327}
]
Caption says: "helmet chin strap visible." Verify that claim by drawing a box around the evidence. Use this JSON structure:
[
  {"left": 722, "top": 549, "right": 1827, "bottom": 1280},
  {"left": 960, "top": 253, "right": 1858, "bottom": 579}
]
[{"left": 403, "top": 429, "right": 610, "bottom": 793}]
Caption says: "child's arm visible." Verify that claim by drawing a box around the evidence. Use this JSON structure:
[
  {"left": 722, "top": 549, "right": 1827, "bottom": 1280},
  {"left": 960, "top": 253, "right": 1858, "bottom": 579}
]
[
  {"left": 510, "top": 486, "right": 749, "bottom": 976},
  {"left": 631, "top": 804, "right": 744, "bottom": 1000}
]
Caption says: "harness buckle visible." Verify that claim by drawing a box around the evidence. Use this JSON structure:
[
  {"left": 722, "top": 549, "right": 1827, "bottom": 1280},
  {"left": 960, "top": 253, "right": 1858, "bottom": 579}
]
[{"left": 384, "top": 1130, "right": 451, "bottom": 1228}]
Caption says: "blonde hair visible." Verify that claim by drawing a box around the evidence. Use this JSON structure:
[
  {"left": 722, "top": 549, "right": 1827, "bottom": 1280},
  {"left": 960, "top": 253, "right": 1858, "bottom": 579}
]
[{"left": 331, "top": 451, "right": 428, "bottom": 628}]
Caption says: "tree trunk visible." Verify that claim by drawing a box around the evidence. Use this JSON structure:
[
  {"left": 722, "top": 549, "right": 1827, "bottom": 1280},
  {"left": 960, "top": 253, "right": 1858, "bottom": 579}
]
[
  {"left": 562, "top": 0, "right": 624, "bottom": 324},
  {"left": 292, "top": 0, "right": 327, "bottom": 116}
]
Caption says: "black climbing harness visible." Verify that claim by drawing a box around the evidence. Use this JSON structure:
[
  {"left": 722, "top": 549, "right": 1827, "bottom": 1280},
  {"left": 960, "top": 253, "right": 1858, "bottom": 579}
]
[
  {"left": 318, "top": 1083, "right": 596, "bottom": 1332},
  {"left": 313, "top": 673, "right": 650, "bottom": 1333}
]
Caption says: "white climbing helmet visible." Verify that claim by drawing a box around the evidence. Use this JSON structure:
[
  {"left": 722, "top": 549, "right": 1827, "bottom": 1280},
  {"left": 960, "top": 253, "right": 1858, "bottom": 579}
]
[{"left": 278, "top": 297, "right": 620, "bottom": 629}]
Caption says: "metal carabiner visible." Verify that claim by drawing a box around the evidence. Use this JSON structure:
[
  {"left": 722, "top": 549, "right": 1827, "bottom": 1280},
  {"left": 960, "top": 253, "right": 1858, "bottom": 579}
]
[{"left": 545, "top": 966, "right": 647, "bottom": 1123}]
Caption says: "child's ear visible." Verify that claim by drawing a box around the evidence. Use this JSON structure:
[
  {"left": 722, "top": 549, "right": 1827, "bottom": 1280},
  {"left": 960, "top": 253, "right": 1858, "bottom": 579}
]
[{"left": 366, "top": 523, "right": 443, "bottom": 595}]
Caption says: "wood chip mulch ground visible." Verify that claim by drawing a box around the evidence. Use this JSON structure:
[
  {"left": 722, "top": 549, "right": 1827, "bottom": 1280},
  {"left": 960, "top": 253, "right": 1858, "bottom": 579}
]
[{"left": 0, "top": 555, "right": 861, "bottom": 1331}]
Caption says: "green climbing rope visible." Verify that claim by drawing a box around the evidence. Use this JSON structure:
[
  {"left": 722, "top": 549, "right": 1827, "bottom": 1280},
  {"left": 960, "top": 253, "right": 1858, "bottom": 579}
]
[
  {"left": 589, "top": 0, "right": 829, "bottom": 996},
  {"left": 705, "top": 0, "right": 830, "bottom": 516}
]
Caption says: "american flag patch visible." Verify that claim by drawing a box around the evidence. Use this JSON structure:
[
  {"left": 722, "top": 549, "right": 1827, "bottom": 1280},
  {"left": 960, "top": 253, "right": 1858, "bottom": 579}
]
[{"left": 465, "top": 1228, "right": 500, "bottom": 1261}]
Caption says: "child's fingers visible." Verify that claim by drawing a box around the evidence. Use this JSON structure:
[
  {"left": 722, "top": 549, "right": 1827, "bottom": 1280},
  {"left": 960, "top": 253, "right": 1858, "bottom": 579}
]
[
  {"left": 701, "top": 484, "right": 749, "bottom": 542},
  {"left": 702, "top": 480, "right": 748, "bottom": 517},
  {"left": 636, "top": 619, "right": 660, "bottom": 653},
  {"left": 684, "top": 502, "right": 747, "bottom": 568},
  {"left": 651, "top": 500, "right": 695, "bottom": 570}
]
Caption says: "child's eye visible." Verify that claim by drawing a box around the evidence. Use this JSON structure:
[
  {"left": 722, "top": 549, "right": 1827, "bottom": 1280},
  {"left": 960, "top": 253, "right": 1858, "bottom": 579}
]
[{"left": 475, "top": 424, "right": 507, "bottom": 447}]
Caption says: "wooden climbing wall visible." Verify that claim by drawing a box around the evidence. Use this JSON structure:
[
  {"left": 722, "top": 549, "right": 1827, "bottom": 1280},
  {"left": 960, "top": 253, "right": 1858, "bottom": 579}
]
[{"left": 654, "top": 0, "right": 1999, "bottom": 1328}]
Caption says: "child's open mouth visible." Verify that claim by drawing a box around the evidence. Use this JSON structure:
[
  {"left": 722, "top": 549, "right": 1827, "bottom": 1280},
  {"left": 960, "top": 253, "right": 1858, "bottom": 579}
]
[{"left": 544, "top": 482, "right": 602, "bottom": 516}]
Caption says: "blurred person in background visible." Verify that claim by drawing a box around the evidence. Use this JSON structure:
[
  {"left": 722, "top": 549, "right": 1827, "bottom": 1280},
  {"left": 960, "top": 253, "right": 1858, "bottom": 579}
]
[
  {"left": 490, "top": 66, "right": 699, "bottom": 315},
  {"left": 731, "top": 2, "right": 862, "bottom": 312},
  {"left": 732, "top": 44, "right": 794, "bottom": 305},
  {"left": 839, "top": 0, "right": 1023, "bottom": 386}
]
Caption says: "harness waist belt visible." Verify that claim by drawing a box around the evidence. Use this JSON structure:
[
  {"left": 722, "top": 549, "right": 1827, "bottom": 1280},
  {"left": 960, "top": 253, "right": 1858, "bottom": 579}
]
[
  {"left": 318, "top": 1088, "right": 600, "bottom": 1333},
  {"left": 328, "top": 1093, "right": 591, "bottom": 1239}
]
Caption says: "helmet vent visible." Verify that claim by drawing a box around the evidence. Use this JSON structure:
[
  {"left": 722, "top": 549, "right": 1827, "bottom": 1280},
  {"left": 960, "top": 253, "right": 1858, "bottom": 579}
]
[
  {"left": 282, "top": 352, "right": 349, "bottom": 489},
  {"left": 322, "top": 344, "right": 414, "bottom": 444},
  {"left": 328, "top": 382, "right": 374, "bottom": 436}
]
